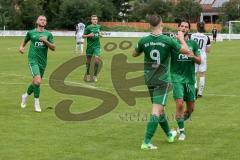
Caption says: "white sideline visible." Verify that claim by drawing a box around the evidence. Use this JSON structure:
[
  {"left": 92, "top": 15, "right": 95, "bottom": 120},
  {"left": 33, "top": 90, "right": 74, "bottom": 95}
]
[{"left": 0, "top": 30, "right": 239, "bottom": 40}]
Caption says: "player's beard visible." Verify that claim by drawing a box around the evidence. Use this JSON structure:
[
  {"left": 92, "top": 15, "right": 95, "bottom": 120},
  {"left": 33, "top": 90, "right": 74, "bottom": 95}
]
[{"left": 38, "top": 23, "right": 46, "bottom": 28}]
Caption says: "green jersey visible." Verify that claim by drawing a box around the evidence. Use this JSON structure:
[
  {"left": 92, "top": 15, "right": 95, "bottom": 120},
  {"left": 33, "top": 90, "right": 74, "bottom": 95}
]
[
  {"left": 170, "top": 39, "right": 200, "bottom": 84},
  {"left": 24, "top": 29, "right": 54, "bottom": 69},
  {"left": 135, "top": 33, "right": 181, "bottom": 84},
  {"left": 84, "top": 24, "right": 101, "bottom": 49}
]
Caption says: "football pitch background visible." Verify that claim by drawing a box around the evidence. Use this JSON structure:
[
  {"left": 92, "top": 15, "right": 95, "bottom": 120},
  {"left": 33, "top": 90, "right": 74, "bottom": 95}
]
[{"left": 1, "top": 37, "right": 240, "bottom": 160}]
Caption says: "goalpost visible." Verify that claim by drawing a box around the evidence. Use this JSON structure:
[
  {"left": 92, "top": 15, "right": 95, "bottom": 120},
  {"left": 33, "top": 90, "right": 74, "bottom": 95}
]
[{"left": 228, "top": 21, "right": 240, "bottom": 40}]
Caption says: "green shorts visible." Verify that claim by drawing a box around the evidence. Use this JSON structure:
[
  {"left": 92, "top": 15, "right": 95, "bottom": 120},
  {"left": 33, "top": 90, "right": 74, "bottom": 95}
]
[
  {"left": 173, "top": 83, "right": 195, "bottom": 102},
  {"left": 28, "top": 63, "right": 45, "bottom": 78},
  {"left": 147, "top": 83, "right": 170, "bottom": 106},
  {"left": 86, "top": 47, "right": 101, "bottom": 56}
]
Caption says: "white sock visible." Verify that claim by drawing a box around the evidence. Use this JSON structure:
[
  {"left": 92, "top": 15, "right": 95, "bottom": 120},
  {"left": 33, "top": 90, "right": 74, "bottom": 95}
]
[
  {"left": 198, "top": 77, "right": 205, "bottom": 95},
  {"left": 23, "top": 92, "right": 28, "bottom": 97},
  {"left": 34, "top": 98, "right": 40, "bottom": 105},
  {"left": 75, "top": 44, "right": 79, "bottom": 52},
  {"left": 80, "top": 44, "right": 84, "bottom": 54},
  {"left": 195, "top": 74, "right": 198, "bottom": 88}
]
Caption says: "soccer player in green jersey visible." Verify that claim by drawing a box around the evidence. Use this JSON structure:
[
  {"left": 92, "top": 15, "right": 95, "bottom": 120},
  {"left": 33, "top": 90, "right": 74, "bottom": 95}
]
[
  {"left": 19, "top": 15, "right": 55, "bottom": 112},
  {"left": 83, "top": 15, "right": 102, "bottom": 82},
  {"left": 132, "top": 15, "right": 192, "bottom": 150},
  {"left": 171, "top": 20, "right": 201, "bottom": 141}
]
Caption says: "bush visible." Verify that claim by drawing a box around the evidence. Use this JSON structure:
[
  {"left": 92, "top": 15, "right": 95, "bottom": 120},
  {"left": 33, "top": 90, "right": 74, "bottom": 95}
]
[
  {"left": 101, "top": 25, "right": 150, "bottom": 32},
  {"left": 221, "top": 26, "right": 229, "bottom": 33}
]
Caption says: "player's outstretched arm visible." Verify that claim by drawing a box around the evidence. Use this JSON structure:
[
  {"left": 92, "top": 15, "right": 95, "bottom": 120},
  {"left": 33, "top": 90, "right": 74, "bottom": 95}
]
[
  {"left": 82, "top": 33, "right": 94, "bottom": 38},
  {"left": 39, "top": 36, "right": 56, "bottom": 51}
]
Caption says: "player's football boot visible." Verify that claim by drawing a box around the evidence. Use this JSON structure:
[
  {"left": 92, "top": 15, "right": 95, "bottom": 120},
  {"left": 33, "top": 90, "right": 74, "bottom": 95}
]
[
  {"left": 141, "top": 143, "right": 157, "bottom": 150},
  {"left": 21, "top": 94, "right": 27, "bottom": 108},
  {"left": 178, "top": 133, "right": 186, "bottom": 141},
  {"left": 168, "top": 130, "right": 177, "bottom": 143}
]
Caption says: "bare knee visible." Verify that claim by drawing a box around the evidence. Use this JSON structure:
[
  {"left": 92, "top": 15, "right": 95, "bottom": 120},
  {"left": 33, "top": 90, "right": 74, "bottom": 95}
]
[{"left": 33, "top": 76, "right": 41, "bottom": 86}]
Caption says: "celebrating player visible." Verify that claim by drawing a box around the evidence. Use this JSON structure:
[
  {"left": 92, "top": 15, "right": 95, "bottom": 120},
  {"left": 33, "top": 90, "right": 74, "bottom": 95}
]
[
  {"left": 191, "top": 22, "right": 211, "bottom": 98},
  {"left": 132, "top": 14, "right": 192, "bottom": 150},
  {"left": 19, "top": 15, "right": 55, "bottom": 112},
  {"left": 75, "top": 22, "right": 85, "bottom": 54},
  {"left": 171, "top": 20, "right": 201, "bottom": 141},
  {"left": 82, "top": 15, "right": 101, "bottom": 82}
]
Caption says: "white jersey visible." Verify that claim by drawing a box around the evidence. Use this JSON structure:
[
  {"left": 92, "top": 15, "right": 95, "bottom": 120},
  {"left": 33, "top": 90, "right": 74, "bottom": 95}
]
[
  {"left": 191, "top": 32, "right": 210, "bottom": 73},
  {"left": 75, "top": 22, "right": 85, "bottom": 36},
  {"left": 191, "top": 32, "right": 211, "bottom": 56},
  {"left": 75, "top": 22, "right": 85, "bottom": 43}
]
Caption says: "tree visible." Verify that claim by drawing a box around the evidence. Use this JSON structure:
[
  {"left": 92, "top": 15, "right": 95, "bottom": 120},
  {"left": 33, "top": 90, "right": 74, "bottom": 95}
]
[
  {"left": 98, "top": 0, "right": 117, "bottom": 21},
  {"left": 221, "top": 0, "right": 240, "bottom": 22},
  {"left": 0, "top": 0, "right": 24, "bottom": 29},
  {"left": 172, "top": 0, "right": 202, "bottom": 22},
  {"left": 130, "top": 0, "right": 173, "bottom": 22},
  {"left": 42, "top": 0, "right": 63, "bottom": 29},
  {"left": 20, "top": 0, "right": 45, "bottom": 29},
  {"left": 56, "top": 0, "right": 102, "bottom": 29}
]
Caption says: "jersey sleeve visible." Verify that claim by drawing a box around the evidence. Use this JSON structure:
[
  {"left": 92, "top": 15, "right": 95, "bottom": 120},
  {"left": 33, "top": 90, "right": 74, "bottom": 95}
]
[
  {"left": 207, "top": 36, "right": 211, "bottom": 46},
  {"left": 170, "top": 38, "right": 181, "bottom": 52},
  {"left": 24, "top": 31, "right": 31, "bottom": 43},
  {"left": 192, "top": 41, "right": 201, "bottom": 56},
  {"left": 135, "top": 38, "right": 144, "bottom": 55},
  {"left": 48, "top": 33, "right": 54, "bottom": 44}
]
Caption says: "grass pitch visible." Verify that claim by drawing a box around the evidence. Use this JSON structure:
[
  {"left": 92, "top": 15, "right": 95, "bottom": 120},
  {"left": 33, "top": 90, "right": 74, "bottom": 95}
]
[{"left": 0, "top": 37, "right": 240, "bottom": 160}]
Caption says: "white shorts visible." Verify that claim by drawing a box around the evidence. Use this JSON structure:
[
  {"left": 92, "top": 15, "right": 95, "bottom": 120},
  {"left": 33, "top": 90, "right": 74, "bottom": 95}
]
[
  {"left": 195, "top": 54, "right": 207, "bottom": 73},
  {"left": 76, "top": 35, "right": 84, "bottom": 43}
]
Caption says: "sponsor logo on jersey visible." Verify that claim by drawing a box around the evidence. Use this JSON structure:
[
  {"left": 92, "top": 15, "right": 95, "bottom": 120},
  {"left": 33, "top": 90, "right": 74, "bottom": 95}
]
[
  {"left": 35, "top": 41, "right": 44, "bottom": 47},
  {"left": 178, "top": 54, "right": 190, "bottom": 61}
]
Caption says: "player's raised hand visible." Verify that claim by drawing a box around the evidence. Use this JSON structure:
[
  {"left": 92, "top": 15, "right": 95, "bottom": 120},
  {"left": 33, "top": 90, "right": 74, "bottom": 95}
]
[
  {"left": 88, "top": 33, "right": 94, "bottom": 38},
  {"left": 176, "top": 31, "right": 184, "bottom": 41},
  {"left": 187, "top": 51, "right": 195, "bottom": 57},
  {"left": 39, "top": 36, "right": 47, "bottom": 42},
  {"left": 19, "top": 46, "right": 25, "bottom": 54}
]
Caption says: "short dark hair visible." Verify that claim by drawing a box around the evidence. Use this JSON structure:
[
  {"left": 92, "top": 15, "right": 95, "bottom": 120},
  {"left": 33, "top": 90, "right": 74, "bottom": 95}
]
[
  {"left": 178, "top": 20, "right": 191, "bottom": 29},
  {"left": 197, "top": 21, "right": 205, "bottom": 33},
  {"left": 91, "top": 15, "right": 98, "bottom": 19},
  {"left": 147, "top": 14, "right": 162, "bottom": 27}
]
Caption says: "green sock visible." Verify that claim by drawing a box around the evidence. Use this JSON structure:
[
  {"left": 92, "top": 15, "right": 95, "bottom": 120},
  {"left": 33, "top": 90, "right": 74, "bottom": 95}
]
[
  {"left": 94, "top": 62, "right": 99, "bottom": 76},
  {"left": 176, "top": 117, "right": 185, "bottom": 134},
  {"left": 27, "top": 84, "right": 34, "bottom": 95},
  {"left": 33, "top": 85, "right": 40, "bottom": 98},
  {"left": 159, "top": 113, "right": 171, "bottom": 137},
  {"left": 184, "top": 112, "right": 190, "bottom": 121},
  {"left": 144, "top": 114, "right": 159, "bottom": 144},
  {"left": 86, "top": 63, "right": 90, "bottom": 75}
]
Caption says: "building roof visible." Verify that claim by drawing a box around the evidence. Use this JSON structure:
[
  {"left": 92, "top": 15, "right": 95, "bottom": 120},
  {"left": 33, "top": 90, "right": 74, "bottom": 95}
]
[{"left": 198, "top": 0, "right": 230, "bottom": 12}]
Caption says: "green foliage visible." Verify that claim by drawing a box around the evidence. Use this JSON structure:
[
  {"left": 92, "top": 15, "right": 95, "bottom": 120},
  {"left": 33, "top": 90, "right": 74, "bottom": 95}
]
[
  {"left": 231, "top": 22, "right": 240, "bottom": 33},
  {"left": 130, "top": 0, "right": 173, "bottom": 22},
  {"left": 101, "top": 25, "right": 150, "bottom": 32},
  {"left": 172, "top": 0, "right": 202, "bottom": 22},
  {"left": 20, "top": 0, "right": 45, "bottom": 29},
  {"left": 221, "top": 0, "right": 240, "bottom": 22},
  {"left": 56, "top": 0, "right": 102, "bottom": 29},
  {"left": 221, "top": 26, "right": 229, "bottom": 33}
]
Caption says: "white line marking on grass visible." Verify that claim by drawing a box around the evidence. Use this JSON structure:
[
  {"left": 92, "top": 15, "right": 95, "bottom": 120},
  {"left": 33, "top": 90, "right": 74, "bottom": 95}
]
[{"left": 204, "top": 93, "right": 240, "bottom": 97}]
